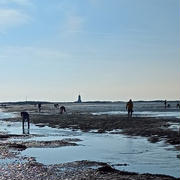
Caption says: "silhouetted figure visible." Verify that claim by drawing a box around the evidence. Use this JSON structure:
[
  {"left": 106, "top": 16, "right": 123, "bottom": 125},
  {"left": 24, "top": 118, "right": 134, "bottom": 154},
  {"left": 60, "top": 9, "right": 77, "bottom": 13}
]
[
  {"left": 177, "top": 103, "right": 180, "bottom": 109},
  {"left": 164, "top": 100, "right": 167, "bottom": 109},
  {"left": 167, "top": 104, "right": 171, "bottom": 108},
  {"left": 38, "top": 103, "right": 41, "bottom": 112},
  {"left": 21, "top": 112, "right": 30, "bottom": 134},
  {"left": 60, "top": 106, "right": 66, "bottom": 114},
  {"left": 126, "top": 99, "right": 133, "bottom": 118}
]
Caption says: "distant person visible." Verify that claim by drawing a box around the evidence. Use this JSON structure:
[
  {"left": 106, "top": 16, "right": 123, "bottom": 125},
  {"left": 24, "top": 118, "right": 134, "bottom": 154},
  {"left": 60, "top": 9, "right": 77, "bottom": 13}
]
[
  {"left": 54, "top": 103, "right": 59, "bottom": 109},
  {"left": 167, "top": 104, "right": 171, "bottom": 108},
  {"left": 60, "top": 106, "right": 66, "bottom": 114},
  {"left": 164, "top": 100, "right": 167, "bottom": 109},
  {"left": 177, "top": 103, "right": 180, "bottom": 109},
  {"left": 126, "top": 99, "right": 133, "bottom": 118},
  {"left": 38, "top": 103, "right": 41, "bottom": 112},
  {"left": 21, "top": 111, "right": 30, "bottom": 134}
]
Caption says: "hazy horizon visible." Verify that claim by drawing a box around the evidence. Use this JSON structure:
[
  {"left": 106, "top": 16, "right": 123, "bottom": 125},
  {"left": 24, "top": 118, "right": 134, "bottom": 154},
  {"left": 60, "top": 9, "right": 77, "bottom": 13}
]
[
  {"left": 0, "top": 98, "right": 179, "bottom": 103},
  {"left": 0, "top": 0, "right": 179, "bottom": 102}
]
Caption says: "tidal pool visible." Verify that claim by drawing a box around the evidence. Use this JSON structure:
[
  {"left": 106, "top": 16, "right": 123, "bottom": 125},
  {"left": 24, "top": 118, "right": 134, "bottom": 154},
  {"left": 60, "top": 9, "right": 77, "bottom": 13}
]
[{"left": 21, "top": 127, "right": 180, "bottom": 178}]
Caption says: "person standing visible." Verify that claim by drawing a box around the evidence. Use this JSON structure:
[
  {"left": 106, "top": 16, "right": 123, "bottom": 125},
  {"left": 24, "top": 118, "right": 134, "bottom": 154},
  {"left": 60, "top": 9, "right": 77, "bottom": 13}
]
[
  {"left": 126, "top": 99, "right": 133, "bottom": 118},
  {"left": 38, "top": 103, "right": 41, "bottom": 112},
  {"left": 176, "top": 102, "right": 180, "bottom": 109},
  {"left": 164, "top": 100, "right": 167, "bottom": 109}
]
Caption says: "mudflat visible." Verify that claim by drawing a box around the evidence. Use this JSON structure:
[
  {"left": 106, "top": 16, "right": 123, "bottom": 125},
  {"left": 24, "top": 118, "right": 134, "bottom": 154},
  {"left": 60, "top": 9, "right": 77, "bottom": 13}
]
[{"left": 0, "top": 103, "right": 179, "bottom": 180}]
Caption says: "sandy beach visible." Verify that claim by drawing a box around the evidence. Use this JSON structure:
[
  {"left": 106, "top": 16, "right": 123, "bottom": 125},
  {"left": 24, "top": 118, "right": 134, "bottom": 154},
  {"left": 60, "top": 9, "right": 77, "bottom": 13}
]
[{"left": 0, "top": 102, "right": 179, "bottom": 180}]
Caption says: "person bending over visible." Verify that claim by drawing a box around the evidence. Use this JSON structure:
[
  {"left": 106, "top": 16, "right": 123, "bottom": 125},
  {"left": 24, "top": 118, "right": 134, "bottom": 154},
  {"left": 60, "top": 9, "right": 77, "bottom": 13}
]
[
  {"left": 21, "top": 111, "right": 30, "bottom": 134},
  {"left": 60, "top": 106, "right": 66, "bottom": 114}
]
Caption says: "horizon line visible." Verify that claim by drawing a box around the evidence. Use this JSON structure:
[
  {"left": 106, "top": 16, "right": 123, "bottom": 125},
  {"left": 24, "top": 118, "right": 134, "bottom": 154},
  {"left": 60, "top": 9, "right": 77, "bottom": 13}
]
[{"left": 0, "top": 99, "right": 179, "bottom": 104}]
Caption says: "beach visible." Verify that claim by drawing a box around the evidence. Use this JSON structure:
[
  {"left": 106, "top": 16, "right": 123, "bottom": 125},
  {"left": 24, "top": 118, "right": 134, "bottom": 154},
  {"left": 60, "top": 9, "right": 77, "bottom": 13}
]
[{"left": 0, "top": 102, "right": 179, "bottom": 179}]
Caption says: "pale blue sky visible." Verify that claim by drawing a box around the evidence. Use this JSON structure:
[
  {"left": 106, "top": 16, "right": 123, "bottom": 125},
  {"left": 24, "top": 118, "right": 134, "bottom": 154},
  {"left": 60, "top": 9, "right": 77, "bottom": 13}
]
[{"left": 0, "top": 0, "right": 179, "bottom": 102}]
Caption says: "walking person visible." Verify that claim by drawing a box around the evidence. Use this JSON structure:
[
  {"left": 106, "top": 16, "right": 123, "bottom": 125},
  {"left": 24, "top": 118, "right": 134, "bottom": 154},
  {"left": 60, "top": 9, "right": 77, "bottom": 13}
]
[{"left": 126, "top": 99, "right": 133, "bottom": 119}]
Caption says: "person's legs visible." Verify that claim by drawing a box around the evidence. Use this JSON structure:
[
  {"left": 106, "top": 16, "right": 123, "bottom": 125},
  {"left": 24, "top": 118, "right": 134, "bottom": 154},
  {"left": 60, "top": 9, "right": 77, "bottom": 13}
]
[
  {"left": 128, "top": 110, "right": 130, "bottom": 119},
  {"left": 130, "top": 110, "right": 133, "bottom": 117},
  {"left": 128, "top": 109, "right": 133, "bottom": 118},
  {"left": 22, "top": 118, "right": 25, "bottom": 134},
  {"left": 27, "top": 117, "right": 30, "bottom": 130}
]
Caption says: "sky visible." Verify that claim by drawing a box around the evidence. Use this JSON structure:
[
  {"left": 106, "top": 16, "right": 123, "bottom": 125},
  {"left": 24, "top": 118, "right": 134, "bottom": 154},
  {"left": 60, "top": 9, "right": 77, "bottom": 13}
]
[{"left": 0, "top": 0, "right": 179, "bottom": 102}]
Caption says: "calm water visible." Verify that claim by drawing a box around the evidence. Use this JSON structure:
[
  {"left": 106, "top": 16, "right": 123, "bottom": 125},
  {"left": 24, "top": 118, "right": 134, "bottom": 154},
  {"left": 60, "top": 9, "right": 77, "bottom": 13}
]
[
  {"left": 22, "top": 130, "right": 180, "bottom": 177},
  {"left": 0, "top": 107, "right": 179, "bottom": 178}
]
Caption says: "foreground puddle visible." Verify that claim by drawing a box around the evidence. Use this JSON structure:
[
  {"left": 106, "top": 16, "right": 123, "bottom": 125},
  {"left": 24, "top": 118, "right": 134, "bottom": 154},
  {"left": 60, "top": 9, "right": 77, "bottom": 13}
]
[{"left": 21, "top": 129, "right": 180, "bottom": 178}]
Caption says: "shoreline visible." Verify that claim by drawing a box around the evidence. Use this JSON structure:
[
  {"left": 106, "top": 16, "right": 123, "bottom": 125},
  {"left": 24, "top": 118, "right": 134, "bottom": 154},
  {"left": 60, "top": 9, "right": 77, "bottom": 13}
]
[{"left": 0, "top": 104, "right": 179, "bottom": 179}]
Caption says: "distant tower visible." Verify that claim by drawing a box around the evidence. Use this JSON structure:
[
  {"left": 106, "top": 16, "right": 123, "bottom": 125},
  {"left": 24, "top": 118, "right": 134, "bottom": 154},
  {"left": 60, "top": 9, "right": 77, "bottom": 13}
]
[{"left": 77, "top": 95, "right": 82, "bottom": 103}]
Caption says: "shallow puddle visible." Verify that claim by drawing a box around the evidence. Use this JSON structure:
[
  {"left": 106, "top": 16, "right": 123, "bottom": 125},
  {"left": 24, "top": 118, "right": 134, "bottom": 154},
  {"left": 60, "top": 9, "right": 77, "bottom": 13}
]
[{"left": 21, "top": 131, "right": 180, "bottom": 177}]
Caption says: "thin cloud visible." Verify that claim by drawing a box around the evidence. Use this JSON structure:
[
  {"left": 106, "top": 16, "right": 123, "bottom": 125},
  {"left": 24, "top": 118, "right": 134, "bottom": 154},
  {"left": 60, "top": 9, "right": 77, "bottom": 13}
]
[
  {"left": 0, "top": 8, "right": 30, "bottom": 33},
  {"left": 65, "top": 14, "right": 84, "bottom": 33},
  {"left": 57, "top": 1, "right": 85, "bottom": 35},
  {"left": 0, "top": 46, "right": 71, "bottom": 61},
  {"left": 88, "top": 0, "right": 101, "bottom": 6},
  {"left": 0, "top": 0, "right": 32, "bottom": 6}
]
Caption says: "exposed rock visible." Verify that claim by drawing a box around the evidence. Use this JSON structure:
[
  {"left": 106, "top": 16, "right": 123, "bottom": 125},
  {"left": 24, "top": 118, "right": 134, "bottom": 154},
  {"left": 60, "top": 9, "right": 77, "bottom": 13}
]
[
  {"left": 113, "top": 163, "right": 129, "bottom": 166},
  {"left": 97, "top": 165, "right": 118, "bottom": 173},
  {"left": 148, "top": 135, "right": 159, "bottom": 143},
  {"left": 1, "top": 139, "right": 79, "bottom": 149},
  {"left": 97, "top": 129, "right": 105, "bottom": 133},
  {"left": 8, "top": 143, "right": 27, "bottom": 151}
]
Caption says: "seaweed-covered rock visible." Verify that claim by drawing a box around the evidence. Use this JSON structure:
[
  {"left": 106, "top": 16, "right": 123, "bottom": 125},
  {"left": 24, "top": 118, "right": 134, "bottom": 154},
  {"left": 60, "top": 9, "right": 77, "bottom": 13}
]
[
  {"left": 98, "top": 165, "right": 117, "bottom": 173},
  {"left": 148, "top": 135, "right": 159, "bottom": 143},
  {"left": 8, "top": 143, "right": 27, "bottom": 151}
]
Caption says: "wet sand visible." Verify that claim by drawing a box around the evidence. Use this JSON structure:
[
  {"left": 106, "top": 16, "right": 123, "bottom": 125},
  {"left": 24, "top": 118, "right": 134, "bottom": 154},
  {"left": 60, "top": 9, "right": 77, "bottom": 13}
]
[{"left": 0, "top": 104, "right": 179, "bottom": 179}]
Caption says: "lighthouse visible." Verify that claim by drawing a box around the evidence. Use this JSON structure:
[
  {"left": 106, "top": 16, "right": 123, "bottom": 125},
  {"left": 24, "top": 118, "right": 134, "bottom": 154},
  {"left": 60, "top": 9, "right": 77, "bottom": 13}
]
[{"left": 77, "top": 95, "right": 82, "bottom": 103}]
